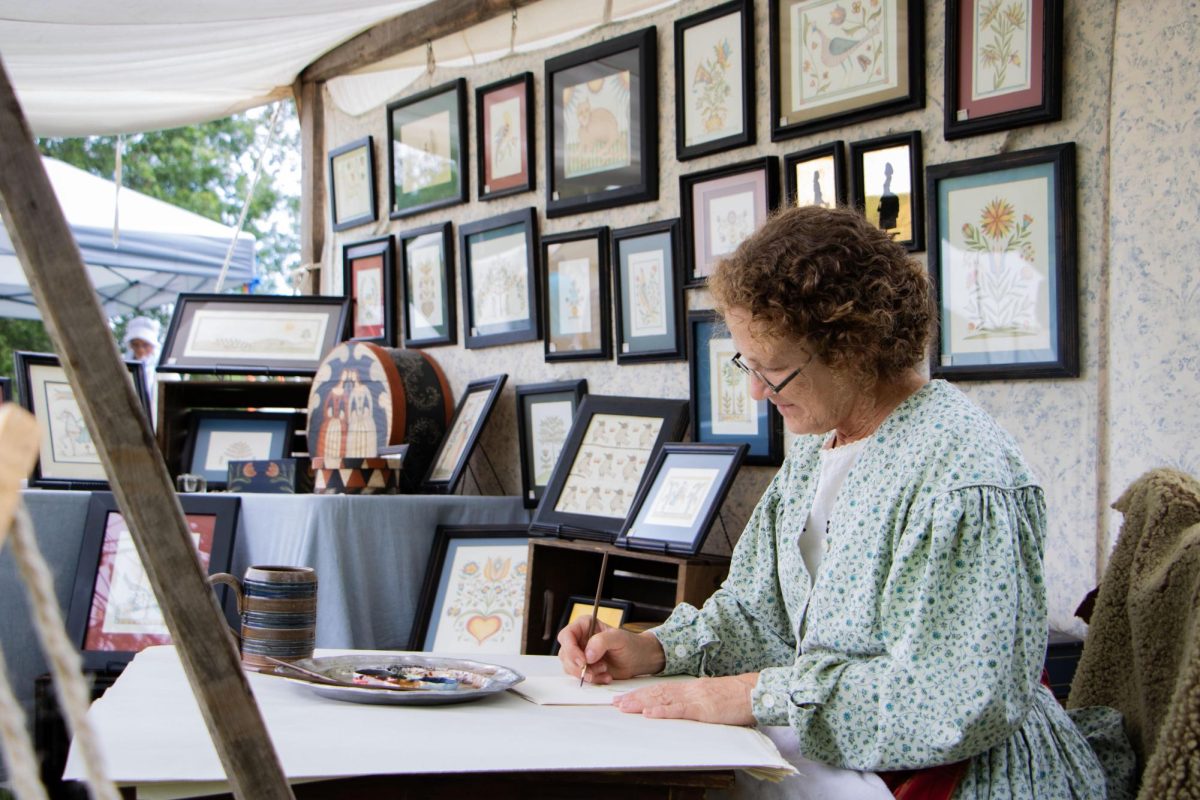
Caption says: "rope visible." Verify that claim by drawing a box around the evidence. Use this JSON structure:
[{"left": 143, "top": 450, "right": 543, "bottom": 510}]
[
  {"left": 0, "top": 641, "right": 48, "bottom": 800},
  {"left": 111, "top": 134, "right": 123, "bottom": 248},
  {"left": 214, "top": 101, "right": 283, "bottom": 293}
]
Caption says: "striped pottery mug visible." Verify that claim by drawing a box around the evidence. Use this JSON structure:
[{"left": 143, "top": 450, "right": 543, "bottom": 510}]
[{"left": 208, "top": 565, "right": 317, "bottom": 671}]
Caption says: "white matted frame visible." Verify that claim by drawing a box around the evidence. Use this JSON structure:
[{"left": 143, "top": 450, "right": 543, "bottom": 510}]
[
  {"left": 421, "top": 374, "right": 508, "bottom": 494},
  {"left": 515, "top": 379, "right": 588, "bottom": 509},
  {"left": 328, "top": 136, "right": 377, "bottom": 231}
]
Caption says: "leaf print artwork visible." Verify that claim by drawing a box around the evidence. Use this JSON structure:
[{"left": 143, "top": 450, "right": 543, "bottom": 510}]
[{"left": 973, "top": 0, "right": 1032, "bottom": 99}]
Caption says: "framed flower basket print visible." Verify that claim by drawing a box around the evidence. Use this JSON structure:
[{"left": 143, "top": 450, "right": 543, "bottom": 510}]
[
  {"left": 476, "top": 73, "right": 534, "bottom": 200},
  {"left": 342, "top": 236, "right": 395, "bottom": 346},
  {"left": 398, "top": 221, "right": 456, "bottom": 347},
  {"left": 611, "top": 219, "right": 685, "bottom": 364},
  {"left": 387, "top": 78, "right": 468, "bottom": 219},
  {"left": 328, "top": 136, "right": 376, "bottom": 231},
  {"left": 769, "top": 0, "right": 924, "bottom": 141},
  {"left": 181, "top": 410, "right": 296, "bottom": 490},
  {"left": 542, "top": 227, "right": 611, "bottom": 362},
  {"left": 944, "top": 0, "right": 1063, "bottom": 140},
  {"left": 674, "top": 0, "right": 755, "bottom": 161},
  {"left": 681, "top": 156, "right": 779, "bottom": 287},
  {"left": 459, "top": 207, "right": 540, "bottom": 349},
  {"left": 421, "top": 374, "right": 508, "bottom": 494},
  {"left": 515, "top": 379, "right": 588, "bottom": 509},
  {"left": 545, "top": 26, "right": 658, "bottom": 218},
  {"left": 925, "top": 142, "right": 1077, "bottom": 380},
  {"left": 849, "top": 130, "right": 923, "bottom": 251},
  {"left": 687, "top": 310, "right": 783, "bottom": 467},
  {"left": 784, "top": 141, "right": 846, "bottom": 208}
]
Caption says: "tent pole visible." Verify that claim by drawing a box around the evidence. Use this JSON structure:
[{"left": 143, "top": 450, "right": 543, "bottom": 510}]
[{"left": 294, "top": 77, "right": 325, "bottom": 295}]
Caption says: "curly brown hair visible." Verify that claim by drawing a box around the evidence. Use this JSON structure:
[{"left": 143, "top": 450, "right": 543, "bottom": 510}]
[{"left": 708, "top": 205, "right": 934, "bottom": 384}]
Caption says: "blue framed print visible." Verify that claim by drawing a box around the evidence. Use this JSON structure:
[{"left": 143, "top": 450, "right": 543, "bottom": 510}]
[
  {"left": 459, "top": 207, "right": 540, "bottom": 349},
  {"left": 611, "top": 219, "right": 685, "bottom": 364},
  {"left": 182, "top": 411, "right": 296, "bottom": 489}
]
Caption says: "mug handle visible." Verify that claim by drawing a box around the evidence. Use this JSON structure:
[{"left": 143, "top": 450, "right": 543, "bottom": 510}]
[{"left": 207, "top": 572, "right": 244, "bottom": 615}]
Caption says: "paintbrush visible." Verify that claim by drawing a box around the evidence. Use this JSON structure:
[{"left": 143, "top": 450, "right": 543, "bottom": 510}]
[{"left": 579, "top": 550, "right": 609, "bottom": 687}]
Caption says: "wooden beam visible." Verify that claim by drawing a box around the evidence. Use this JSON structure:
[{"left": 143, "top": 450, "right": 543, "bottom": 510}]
[
  {"left": 0, "top": 58, "right": 294, "bottom": 800},
  {"left": 294, "top": 78, "right": 326, "bottom": 295}
]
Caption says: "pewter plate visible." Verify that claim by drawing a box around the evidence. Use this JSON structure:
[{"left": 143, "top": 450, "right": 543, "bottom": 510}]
[{"left": 273, "top": 654, "right": 524, "bottom": 706}]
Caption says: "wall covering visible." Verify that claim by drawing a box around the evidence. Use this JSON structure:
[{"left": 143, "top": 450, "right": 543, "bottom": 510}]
[{"left": 319, "top": 0, "right": 1199, "bottom": 637}]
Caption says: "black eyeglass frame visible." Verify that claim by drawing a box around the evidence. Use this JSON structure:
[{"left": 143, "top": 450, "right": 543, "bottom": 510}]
[{"left": 730, "top": 351, "right": 814, "bottom": 395}]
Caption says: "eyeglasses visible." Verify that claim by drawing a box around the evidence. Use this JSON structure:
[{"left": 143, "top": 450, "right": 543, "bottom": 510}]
[{"left": 730, "top": 351, "right": 814, "bottom": 395}]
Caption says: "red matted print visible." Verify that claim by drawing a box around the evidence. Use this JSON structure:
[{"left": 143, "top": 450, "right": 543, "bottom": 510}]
[
  {"left": 957, "top": 0, "right": 1045, "bottom": 119},
  {"left": 481, "top": 81, "right": 530, "bottom": 195},
  {"left": 351, "top": 254, "right": 386, "bottom": 339}
]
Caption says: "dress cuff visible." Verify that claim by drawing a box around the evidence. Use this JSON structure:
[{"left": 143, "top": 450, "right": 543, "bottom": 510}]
[
  {"left": 647, "top": 603, "right": 715, "bottom": 675},
  {"left": 752, "top": 665, "right": 827, "bottom": 727}
]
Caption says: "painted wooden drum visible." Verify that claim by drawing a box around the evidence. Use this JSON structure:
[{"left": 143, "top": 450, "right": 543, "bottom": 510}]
[
  {"left": 310, "top": 456, "right": 400, "bottom": 495},
  {"left": 208, "top": 565, "right": 317, "bottom": 671}
]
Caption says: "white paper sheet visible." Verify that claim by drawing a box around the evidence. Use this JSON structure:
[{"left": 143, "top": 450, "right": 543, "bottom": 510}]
[{"left": 509, "top": 673, "right": 694, "bottom": 705}]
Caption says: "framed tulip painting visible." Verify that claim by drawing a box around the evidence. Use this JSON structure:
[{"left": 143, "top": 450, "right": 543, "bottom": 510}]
[
  {"left": 674, "top": 0, "right": 755, "bottom": 160},
  {"left": 398, "top": 221, "right": 456, "bottom": 347},
  {"left": 476, "top": 72, "right": 534, "bottom": 200}
]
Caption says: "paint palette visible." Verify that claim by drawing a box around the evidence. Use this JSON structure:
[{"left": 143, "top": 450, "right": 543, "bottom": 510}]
[{"left": 273, "top": 654, "right": 523, "bottom": 706}]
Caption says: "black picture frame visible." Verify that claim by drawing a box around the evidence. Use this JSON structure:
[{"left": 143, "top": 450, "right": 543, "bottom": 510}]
[
  {"left": 611, "top": 218, "right": 686, "bottom": 364},
  {"left": 545, "top": 26, "right": 658, "bottom": 218},
  {"left": 550, "top": 595, "right": 633, "bottom": 655},
  {"left": 65, "top": 492, "right": 241, "bottom": 670},
  {"left": 476, "top": 72, "right": 535, "bottom": 200},
  {"left": 784, "top": 141, "right": 847, "bottom": 208},
  {"left": 674, "top": 0, "right": 755, "bottom": 161},
  {"left": 515, "top": 379, "right": 588, "bottom": 509},
  {"left": 0, "top": 376, "right": 11, "bottom": 402},
  {"left": 925, "top": 142, "right": 1077, "bottom": 380},
  {"left": 530, "top": 394, "right": 690, "bottom": 543},
  {"left": 680, "top": 156, "right": 779, "bottom": 287},
  {"left": 14, "top": 351, "right": 150, "bottom": 490},
  {"left": 342, "top": 235, "right": 395, "bottom": 346},
  {"left": 849, "top": 130, "right": 924, "bottom": 252},
  {"left": 542, "top": 227, "right": 611, "bottom": 362},
  {"left": 398, "top": 221, "right": 456, "bottom": 347},
  {"left": 421, "top": 374, "right": 508, "bottom": 494},
  {"left": 181, "top": 410, "right": 297, "bottom": 490},
  {"left": 387, "top": 78, "right": 468, "bottom": 220},
  {"left": 459, "top": 207, "right": 540, "bottom": 349},
  {"left": 328, "top": 136, "right": 377, "bottom": 231}
]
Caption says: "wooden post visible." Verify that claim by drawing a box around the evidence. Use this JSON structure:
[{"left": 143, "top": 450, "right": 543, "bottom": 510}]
[
  {"left": 0, "top": 58, "right": 294, "bottom": 800},
  {"left": 294, "top": 77, "right": 325, "bottom": 295}
]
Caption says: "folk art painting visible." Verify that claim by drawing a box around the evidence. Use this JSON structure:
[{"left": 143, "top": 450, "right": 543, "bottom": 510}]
[
  {"left": 470, "top": 231, "right": 530, "bottom": 328},
  {"left": 682, "top": 16, "right": 741, "bottom": 147},
  {"left": 562, "top": 72, "right": 632, "bottom": 179},
  {"left": 554, "top": 413, "right": 663, "bottom": 519},
  {"left": 185, "top": 310, "right": 330, "bottom": 362},
  {"left": 426, "top": 538, "right": 530, "bottom": 653}
]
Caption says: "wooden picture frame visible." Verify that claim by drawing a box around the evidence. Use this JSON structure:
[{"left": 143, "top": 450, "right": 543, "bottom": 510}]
[
  {"left": 459, "top": 207, "right": 540, "bottom": 349},
  {"left": 611, "top": 219, "right": 686, "bottom": 364},
  {"left": 784, "top": 141, "right": 846, "bottom": 208},
  {"left": 529, "top": 394, "right": 690, "bottom": 544},
  {"left": 681, "top": 156, "right": 779, "bottom": 287},
  {"left": 925, "top": 142, "right": 1077, "bottom": 380},
  {"left": 65, "top": 492, "right": 241, "bottom": 670},
  {"left": 550, "top": 595, "right": 633, "bottom": 654},
  {"left": 342, "top": 236, "right": 395, "bottom": 346},
  {"left": 674, "top": 0, "right": 755, "bottom": 161},
  {"left": 850, "top": 130, "right": 924, "bottom": 251},
  {"left": 181, "top": 410, "right": 296, "bottom": 490},
  {"left": 421, "top": 374, "right": 508, "bottom": 494},
  {"left": 328, "top": 136, "right": 377, "bottom": 231},
  {"left": 545, "top": 26, "right": 658, "bottom": 218},
  {"left": 398, "top": 221, "right": 456, "bottom": 348},
  {"left": 476, "top": 73, "right": 535, "bottom": 200},
  {"left": 515, "top": 379, "right": 588, "bottom": 509},
  {"left": 542, "top": 227, "right": 611, "bottom": 362},
  {"left": 387, "top": 78, "right": 468, "bottom": 219},
  {"left": 769, "top": 0, "right": 925, "bottom": 141},
  {"left": 945, "top": 0, "right": 1063, "bottom": 140},
  {"left": 14, "top": 351, "right": 150, "bottom": 490}
]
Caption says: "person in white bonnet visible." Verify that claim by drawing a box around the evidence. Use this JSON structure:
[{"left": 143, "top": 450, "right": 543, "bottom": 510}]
[{"left": 121, "top": 315, "right": 162, "bottom": 423}]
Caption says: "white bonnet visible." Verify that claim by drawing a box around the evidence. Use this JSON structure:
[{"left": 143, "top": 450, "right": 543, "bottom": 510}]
[{"left": 122, "top": 316, "right": 161, "bottom": 346}]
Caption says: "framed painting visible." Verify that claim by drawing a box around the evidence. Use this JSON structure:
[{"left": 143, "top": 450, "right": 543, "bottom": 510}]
[
  {"left": 387, "top": 78, "right": 468, "bottom": 219},
  {"left": 408, "top": 524, "right": 544, "bottom": 653},
  {"left": 529, "top": 394, "right": 690, "bottom": 544},
  {"left": 515, "top": 378, "right": 588, "bottom": 509},
  {"left": 398, "top": 221, "right": 456, "bottom": 347},
  {"left": 421, "top": 374, "right": 508, "bottom": 494},
  {"left": 459, "top": 207, "right": 540, "bottom": 349},
  {"left": 545, "top": 26, "right": 658, "bottom": 218},
  {"left": 542, "top": 227, "right": 611, "bottom": 362},
  {"left": 14, "top": 351, "right": 150, "bottom": 490},
  {"left": 680, "top": 156, "right": 779, "bottom": 287},
  {"left": 784, "top": 141, "right": 846, "bottom": 208},
  {"left": 65, "top": 492, "right": 240, "bottom": 670},
  {"left": 769, "top": 0, "right": 925, "bottom": 140},
  {"left": 181, "top": 410, "right": 296, "bottom": 490},
  {"left": 687, "top": 310, "right": 783, "bottom": 466},
  {"left": 476, "top": 73, "right": 535, "bottom": 200},
  {"left": 0, "top": 376, "right": 10, "bottom": 402},
  {"left": 328, "top": 136, "right": 376, "bottom": 231},
  {"left": 550, "top": 595, "right": 633, "bottom": 654},
  {"left": 616, "top": 443, "right": 747, "bottom": 556},
  {"left": 341, "top": 236, "right": 395, "bottom": 346},
  {"left": 158, "top": 294, "right": 350, "bottom": 376},
  {"left": 611, "top": 219, "right": 685, "bottom": 364},
  {"left": 945, "top": 0, "right": 1063, "bottom": 140},
  {"left": 850, "top": 130, "right": 924, "bottom": 251},
  {"left": 674, "top": 0, "right": 755, "bottom": 161},
  {"left": 925, "top": 142, "right": 1077, "bottom": 380}
]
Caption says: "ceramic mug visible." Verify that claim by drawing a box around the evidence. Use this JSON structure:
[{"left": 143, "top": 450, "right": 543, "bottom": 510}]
[{"left": 208, "top": 565, "right": 317, "bottom": 671}]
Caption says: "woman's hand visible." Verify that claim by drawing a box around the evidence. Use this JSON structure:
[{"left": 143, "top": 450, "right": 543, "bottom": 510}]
[
  {"left": 556, "top": 616, "right": 665, "bottom": 684},
  {"left": 613, "top": 673, "right": 760, "bottom": 726}
]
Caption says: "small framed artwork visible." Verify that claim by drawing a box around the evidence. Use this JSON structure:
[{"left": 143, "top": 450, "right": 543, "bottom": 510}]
[
  {"left": 687, "top": 310, "right": 783, "bottom": 467},
  {"left": 542, "top": 227, "right": 611, "bottom": 362},
  {"left": 611, "top": 219, "right": 685, "bottom": 364},
  {"left": 387, "top": 78, "right": 468, "bottom": 219},
  {"left": 674, "top": 0, "right": 755, "bottom": 161},
  {"left": 65, "top": 492, "right": 240, "bottom": 670},
  {"left": 159, "top": 294, "right": 350, "bottom": 376},
  {"left": 181, "top": 410, "right": 296, "bottom": 490},
  {"left": 769, "top": 0, "right": 925, "bottom": 140},
  {"left": 850, "top": 131, "right": 924, "bottom": 251},
  {"left": 617, "top": 443, "right": 747, "bottom": 556},
  {"left": 681, "top": 156, "right": 779, "bottom": 287},
  {"left": 545, "top": 26, "right": 658, "bottom": 218},
  {"left": 342, "top": 236, "right": 395, "bottom": 346},
  {"left": 421, "top": 374, "right": 508, "bottom": 494},
  {"left": 925, "top": 142, "right": 1077, "bottom": 380},
  {"left": 550, "top": 595, "right": 633, "bottom": 654},
  {"left": 476, "top": 73, "right": 535, "bottom": 200},
  {"left": 784, "top": 141, "right": 846, "bottom": 208},
  {"left": 530, "top": 394, "right": 690, "bottom": 544},
  {"left": 0, "top": 376, "right": 11, "bottom": 402},
  {"left": 515, "top": 379, "right": 588, "bottom": 509},
  {"left": 459, "top": 207, "right": 540, "bottom": 349},
  {"left": 398, "top": 221, "right": 456, "bottom": 347},
  {"left": 328, "top": 136, "right": 376, "bottom": 231},
  {"left": 408, "top": 524, "right": 544, "bottom": 653},
  {"left": 945, "top": 0, "right": 1063, "bottom": 140},
  {"left": 14, "top": 351, "right": 150, "bottom": 490}
]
